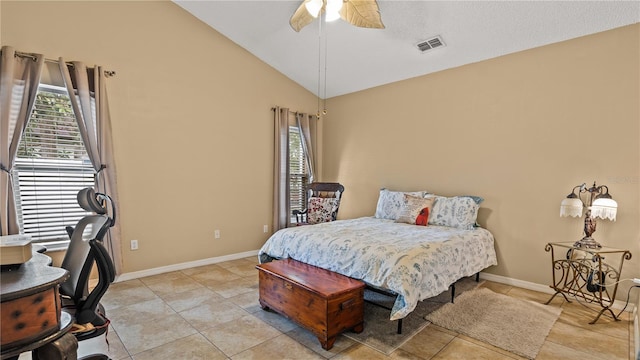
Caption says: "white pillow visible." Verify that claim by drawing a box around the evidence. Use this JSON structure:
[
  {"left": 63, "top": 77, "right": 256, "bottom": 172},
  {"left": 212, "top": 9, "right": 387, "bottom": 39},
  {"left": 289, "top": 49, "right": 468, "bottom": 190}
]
[
  {"left": 374, "top": 188, "right": 427, "bottom": 220},
  {"left": 427, "top": 195, "right": 480, "bottom": 230}
]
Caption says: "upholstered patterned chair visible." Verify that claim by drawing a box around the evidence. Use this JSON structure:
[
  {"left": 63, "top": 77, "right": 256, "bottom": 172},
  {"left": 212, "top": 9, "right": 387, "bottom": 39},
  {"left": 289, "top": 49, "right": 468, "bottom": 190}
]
[{"left": 293, "top": 182, "right": 345, "bottom": 225}]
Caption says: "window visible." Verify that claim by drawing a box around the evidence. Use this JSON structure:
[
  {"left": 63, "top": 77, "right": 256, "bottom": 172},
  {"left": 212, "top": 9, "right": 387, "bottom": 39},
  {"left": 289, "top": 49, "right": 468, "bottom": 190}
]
[
  {"left": 12, "top": 84, "right": 95, "bottom": 247},
  {"left": 289, "top": 126, "right": 309, "bottom": 219}
]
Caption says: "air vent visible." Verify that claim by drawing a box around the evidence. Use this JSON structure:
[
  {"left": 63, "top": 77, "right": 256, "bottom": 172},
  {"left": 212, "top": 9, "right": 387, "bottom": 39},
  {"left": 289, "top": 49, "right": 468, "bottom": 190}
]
[{"left": 416, "top": 36, "right": 445, "bottom": 52}]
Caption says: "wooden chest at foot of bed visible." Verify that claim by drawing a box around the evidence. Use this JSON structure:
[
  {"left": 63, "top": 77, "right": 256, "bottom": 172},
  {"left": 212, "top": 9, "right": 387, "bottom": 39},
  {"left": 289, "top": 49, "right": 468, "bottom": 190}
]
[{"left": 256, "top": 258, "right": 365, "bottom": 350}]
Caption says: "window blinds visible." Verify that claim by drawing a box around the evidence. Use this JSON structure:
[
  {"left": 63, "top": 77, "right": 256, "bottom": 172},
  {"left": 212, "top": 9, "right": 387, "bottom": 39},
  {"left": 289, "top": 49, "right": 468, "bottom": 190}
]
[
  {"left": 289, "top": 126, "right": 308, "bottom": 216},
  {"left": 12, "top": 85, "right": 95, "bottom": 244}
]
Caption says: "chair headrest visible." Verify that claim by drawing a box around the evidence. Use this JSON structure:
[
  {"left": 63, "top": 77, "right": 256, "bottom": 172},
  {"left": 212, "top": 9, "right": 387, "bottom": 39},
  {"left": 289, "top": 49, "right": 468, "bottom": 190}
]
[{"left": 77, "top": 188, "right": 106, "bottom": 214}]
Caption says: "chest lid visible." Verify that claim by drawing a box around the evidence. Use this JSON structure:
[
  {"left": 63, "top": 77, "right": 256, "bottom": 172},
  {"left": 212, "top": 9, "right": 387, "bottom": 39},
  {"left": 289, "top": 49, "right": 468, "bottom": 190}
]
[{"left": 256, "top": 258, "right": 364, "bottom": 298}]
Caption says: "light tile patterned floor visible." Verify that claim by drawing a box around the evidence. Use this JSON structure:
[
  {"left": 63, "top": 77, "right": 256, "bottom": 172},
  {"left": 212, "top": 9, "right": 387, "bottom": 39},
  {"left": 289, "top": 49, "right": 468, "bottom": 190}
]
[{"left": 26, "top": 256, "right": 634, "bottom": 359}]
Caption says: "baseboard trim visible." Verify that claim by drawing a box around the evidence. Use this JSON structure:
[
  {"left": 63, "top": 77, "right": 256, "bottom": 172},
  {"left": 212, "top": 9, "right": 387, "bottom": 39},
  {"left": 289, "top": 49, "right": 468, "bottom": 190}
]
[
  {"left": 115, "top": 249, "right": 260, "bottom": 282},
  {"left": 479, "top": 272, "right": 632, "bottom": 312}
]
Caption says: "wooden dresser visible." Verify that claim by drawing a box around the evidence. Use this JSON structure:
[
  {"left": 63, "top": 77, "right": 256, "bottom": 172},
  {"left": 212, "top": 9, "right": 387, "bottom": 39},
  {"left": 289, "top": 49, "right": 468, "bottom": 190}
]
[{"left": 256, "top": 258, "right": 364, "bottom": 350}]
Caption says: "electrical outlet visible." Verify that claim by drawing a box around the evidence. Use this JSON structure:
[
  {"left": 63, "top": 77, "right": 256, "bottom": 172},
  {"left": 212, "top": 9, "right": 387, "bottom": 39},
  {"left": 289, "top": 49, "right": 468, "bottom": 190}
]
[
  {"left": 263, "top": 225, "right": 268, "bottom": 233},
  {"left": 130, "top": 239, "right": 138, "bottom": 250},
  {"left": 214, "top": 230, "right": 220, "bottom": 239}
]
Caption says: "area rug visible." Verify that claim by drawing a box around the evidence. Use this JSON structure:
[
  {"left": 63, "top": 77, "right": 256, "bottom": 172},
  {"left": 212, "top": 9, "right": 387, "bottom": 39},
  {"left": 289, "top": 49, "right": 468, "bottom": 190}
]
[
  {"left": 343, "top": 276, "right": 481, "bottom": 355},
  {"left": 425, "top": 287, "right": 562, "bottom": 359}
]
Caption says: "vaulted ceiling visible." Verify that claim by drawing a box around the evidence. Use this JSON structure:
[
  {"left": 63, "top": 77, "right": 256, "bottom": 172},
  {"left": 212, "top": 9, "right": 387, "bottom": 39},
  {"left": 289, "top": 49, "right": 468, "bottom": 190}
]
[{"left": 174, "top": 1, "right": 640, "bottom": 98}]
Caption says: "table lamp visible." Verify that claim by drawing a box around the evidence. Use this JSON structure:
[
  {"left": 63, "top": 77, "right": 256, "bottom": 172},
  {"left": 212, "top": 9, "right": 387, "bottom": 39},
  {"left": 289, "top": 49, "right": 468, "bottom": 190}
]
[{"left": 560, "top": 181, "right": 617, "bottom": 248}]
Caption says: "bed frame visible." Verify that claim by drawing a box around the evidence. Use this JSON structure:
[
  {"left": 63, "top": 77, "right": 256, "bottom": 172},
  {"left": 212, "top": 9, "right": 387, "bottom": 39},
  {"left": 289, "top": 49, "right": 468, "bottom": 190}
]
[{"left": 365, "top": 273, "right": 481, "bottom": 334}]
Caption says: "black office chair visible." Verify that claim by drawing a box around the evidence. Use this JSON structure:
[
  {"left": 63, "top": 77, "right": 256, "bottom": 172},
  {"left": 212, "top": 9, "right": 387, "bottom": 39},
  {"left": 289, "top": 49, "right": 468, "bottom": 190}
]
[{"left": 58, "top": 187, "right": 116, "bottom": 359}]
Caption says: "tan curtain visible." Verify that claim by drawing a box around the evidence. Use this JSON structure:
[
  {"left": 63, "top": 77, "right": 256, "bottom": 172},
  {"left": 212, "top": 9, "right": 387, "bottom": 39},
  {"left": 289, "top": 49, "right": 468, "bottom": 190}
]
[
  {"left": 59, "top": 59, "right": 123, "bottom": 275},
  {"left": 296, "top": 113, "right": 317, "bottom": 183},
  {"left": 273, "top": 107, "right": 291, "bottom": 231},
  {"left": 0, "top": 46, "right": 44, "bottom": 235}
]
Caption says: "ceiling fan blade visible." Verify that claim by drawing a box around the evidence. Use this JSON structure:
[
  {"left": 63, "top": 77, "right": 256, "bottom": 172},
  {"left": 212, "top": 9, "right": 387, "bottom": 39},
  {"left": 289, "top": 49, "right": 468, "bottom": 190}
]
[
  {"left": 290, "top": 1, "right": 316, "bottom": 32},
  {"left": 340, "top": 0, "right": 385, "bottom": 29}
]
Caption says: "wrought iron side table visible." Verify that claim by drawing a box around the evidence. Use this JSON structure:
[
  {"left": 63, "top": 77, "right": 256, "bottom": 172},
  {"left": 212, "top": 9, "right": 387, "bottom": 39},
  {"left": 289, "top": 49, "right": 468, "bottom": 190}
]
[{"left": 544, "top": 242, "right": 632, "bottom": 324}]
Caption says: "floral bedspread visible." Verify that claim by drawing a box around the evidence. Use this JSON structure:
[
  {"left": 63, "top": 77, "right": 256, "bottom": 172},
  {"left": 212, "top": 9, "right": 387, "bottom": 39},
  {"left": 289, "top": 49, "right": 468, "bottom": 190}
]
[{"left": 258, "top": 217, "right": 498, "bottom": 320}]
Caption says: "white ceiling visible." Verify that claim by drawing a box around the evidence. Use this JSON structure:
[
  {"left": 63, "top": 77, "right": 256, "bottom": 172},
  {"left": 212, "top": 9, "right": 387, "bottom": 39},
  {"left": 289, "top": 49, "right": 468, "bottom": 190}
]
[{"left": 174, "top": 1, "right": 640, "bottom": 99}]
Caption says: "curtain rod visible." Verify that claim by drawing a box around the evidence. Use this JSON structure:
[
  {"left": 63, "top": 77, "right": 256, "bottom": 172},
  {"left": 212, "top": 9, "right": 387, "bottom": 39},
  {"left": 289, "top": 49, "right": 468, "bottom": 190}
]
[
  {"left": 272, "top": 107, "right": 297, "bottom": 113},
  {"left": 12, "top": 51, "right": 116, "bottom": 78},
  {"left": 270, "top": 107, "right": 302, "bottom": 115}
]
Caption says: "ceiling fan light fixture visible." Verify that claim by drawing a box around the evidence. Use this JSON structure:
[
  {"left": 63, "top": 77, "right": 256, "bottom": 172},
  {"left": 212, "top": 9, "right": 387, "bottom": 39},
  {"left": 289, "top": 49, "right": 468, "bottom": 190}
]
[
  {"left": 325, "top": 10, "right": 341, "bottom": 22},
  {"left": 305, "top": 0, "right": 323, "bottom": 18},
  {"left": 325, "top": 0, "right": 343, "bottom": 21},
  {"left": 290, "top": 0, "right": 383, "bottom": 32}
]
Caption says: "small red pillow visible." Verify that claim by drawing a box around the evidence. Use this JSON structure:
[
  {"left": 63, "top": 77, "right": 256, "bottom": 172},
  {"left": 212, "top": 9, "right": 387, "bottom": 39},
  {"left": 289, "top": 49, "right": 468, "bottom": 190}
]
[{"left": 415, "top": 207, "right": 430, "bottom": 226}]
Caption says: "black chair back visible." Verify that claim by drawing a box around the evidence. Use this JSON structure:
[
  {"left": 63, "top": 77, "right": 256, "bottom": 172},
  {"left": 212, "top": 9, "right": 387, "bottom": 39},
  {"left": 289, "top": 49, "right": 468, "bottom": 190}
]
[{"left": 59, "top": 187, "right": 116, "bottom": 341}]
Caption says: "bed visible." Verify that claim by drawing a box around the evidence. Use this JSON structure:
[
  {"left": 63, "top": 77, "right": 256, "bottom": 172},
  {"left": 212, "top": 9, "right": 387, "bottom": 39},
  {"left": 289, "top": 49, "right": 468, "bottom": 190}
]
[{"left": 259, "top": 189, "right": 498, "bottom": 321}]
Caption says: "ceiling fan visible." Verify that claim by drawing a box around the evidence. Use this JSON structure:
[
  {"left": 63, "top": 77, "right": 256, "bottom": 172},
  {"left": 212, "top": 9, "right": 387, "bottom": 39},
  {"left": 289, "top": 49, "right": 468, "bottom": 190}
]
[{"left": 290, "top": 0, "right": 385, "bottom": 32}]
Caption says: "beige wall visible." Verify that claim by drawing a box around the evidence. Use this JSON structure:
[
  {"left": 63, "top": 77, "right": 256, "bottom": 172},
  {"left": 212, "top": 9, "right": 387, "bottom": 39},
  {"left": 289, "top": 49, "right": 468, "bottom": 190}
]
[
  {"left": 324, "top": 24, "right": 639, "bottom": 298},
  {"left": 1, "top": 1, "right": 319, "bottom": 272},
  {"left": 2, "top": 2, "right": 638, "bottom": 299}
]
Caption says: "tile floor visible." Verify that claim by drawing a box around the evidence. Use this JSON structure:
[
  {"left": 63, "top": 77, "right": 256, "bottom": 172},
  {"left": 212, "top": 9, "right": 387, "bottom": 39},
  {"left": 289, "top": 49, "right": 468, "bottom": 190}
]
[{"left": 30, "top": 256, "right": 635, "bottom": 359}]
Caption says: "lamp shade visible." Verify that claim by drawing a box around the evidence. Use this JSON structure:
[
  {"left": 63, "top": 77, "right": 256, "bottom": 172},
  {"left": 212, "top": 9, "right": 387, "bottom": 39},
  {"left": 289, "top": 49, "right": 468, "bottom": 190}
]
[
  {"left": 305, "top": 0, "right": 323, "bottom": 18},
  {"left": 591, "top": 197, "right": 617, "bottom": 221},
  {"left": 560, "top": 197, "right": 583, "bottom": 217},
  {"left": 325, "top": 0, "right": 343, "bottom": 21},
  {"left": 325, "top": 9, "right": 341, "bottom": 21}
]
